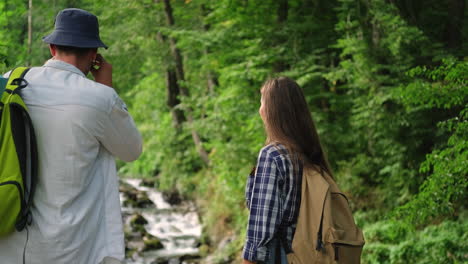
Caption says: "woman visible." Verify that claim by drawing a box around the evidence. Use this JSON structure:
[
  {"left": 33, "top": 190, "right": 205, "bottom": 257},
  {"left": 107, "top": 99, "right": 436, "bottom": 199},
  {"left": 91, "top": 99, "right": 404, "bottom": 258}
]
[{"left": 242, "top": 77, "right": 333, "bottom": 264}]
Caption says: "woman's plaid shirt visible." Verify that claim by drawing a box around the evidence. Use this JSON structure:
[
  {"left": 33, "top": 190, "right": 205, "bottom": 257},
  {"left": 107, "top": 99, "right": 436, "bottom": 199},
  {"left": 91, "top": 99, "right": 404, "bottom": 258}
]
[{"left": 243, "top": 144, "right": 302, "bottom": 262}]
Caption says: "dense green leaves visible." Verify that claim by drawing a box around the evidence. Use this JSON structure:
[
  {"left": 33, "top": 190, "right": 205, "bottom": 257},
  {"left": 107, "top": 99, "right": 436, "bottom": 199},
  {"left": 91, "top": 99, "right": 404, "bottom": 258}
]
[
  {"left": 0, "top": 0, "right": 27, "bottom": 70},
  {"left": 363, "top": 219, "right": 468, "bottom": 264},
  {"left": 394, "top": 59, "right": 468, "bottom": 226}
]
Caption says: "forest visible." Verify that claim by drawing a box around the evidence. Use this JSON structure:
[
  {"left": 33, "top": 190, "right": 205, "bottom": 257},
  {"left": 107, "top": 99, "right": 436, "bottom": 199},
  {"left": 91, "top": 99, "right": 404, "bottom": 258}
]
[{"left": 1, "top": 0, "right": 467, "bottom": 263}]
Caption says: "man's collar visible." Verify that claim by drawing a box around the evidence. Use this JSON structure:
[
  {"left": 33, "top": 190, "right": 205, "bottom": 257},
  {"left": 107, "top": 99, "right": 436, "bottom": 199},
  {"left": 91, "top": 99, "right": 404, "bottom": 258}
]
[{"left": 44, "top": 59, "right": 86, "bottom": 77}]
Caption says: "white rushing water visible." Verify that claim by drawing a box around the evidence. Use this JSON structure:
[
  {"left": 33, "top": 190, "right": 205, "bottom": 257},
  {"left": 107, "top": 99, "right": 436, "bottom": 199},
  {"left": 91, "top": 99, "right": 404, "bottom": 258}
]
[
  {"left": 125, "top": 179, "right": 172, "bottom": 209},
  {"left": 121, "top": 178, "right": 202, "bottom": 264}
]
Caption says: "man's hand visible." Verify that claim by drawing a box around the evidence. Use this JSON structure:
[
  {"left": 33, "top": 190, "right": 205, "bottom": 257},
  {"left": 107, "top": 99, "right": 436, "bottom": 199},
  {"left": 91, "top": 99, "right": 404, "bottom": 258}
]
[{"left": 91, "top": 54, "right": 113, "bottom": 87}]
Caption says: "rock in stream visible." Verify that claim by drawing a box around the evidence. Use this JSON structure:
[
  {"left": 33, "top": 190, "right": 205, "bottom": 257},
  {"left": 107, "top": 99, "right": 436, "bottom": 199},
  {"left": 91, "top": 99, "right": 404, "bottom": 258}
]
[{"left": 120, "top": 178, "right": 202, "bottom": 264}]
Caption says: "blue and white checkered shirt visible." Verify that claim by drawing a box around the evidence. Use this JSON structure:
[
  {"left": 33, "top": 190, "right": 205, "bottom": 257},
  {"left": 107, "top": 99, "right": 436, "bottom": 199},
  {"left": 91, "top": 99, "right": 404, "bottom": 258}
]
[{"left": 243, "top": 143, "right": 302, "bottom": 262}]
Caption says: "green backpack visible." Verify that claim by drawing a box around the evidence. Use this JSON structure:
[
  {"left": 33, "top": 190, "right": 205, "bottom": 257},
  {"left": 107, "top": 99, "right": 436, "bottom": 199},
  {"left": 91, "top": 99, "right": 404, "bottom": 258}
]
[{"left": 0, "top": 67, "right": 38, "bottom": 237}]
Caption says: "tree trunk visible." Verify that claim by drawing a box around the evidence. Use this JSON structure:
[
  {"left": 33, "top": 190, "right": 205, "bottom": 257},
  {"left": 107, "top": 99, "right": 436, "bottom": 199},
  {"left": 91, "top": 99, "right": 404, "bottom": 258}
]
[
  {"left": 206, "top": 68, "right": 218, "bottom": 95},
  {"left": 163, "top": 0, "right": 186, "bottom": 90},
  {"left": 273, "top": 0, "right": 288, "bottom": 73},
  {"left": 27, "top": 0, "right": 32, "bottom": 66},
  {"left": 161, "top": 0, "right": 210, "bottom": 165},
  {"left": 201, "top": 4, "right": 218, "bottom": 94},
  {"left": 277, "top": 0, "right": 288, "bottom": 23},
  {"left": 446, "top": 0, "right": 465, "bottom": 49},
  {"left": 166, "top": 69, "right": 186, "bottom": 126},
  {"left": 156, "top": 31, "right": 186, "bottom": 127}
]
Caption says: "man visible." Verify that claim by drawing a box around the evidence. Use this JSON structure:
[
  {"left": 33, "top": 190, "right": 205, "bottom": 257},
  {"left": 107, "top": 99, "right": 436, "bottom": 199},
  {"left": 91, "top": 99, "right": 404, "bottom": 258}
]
[{"left": 0, "top": 8, "right": 142, "bottom": 264}]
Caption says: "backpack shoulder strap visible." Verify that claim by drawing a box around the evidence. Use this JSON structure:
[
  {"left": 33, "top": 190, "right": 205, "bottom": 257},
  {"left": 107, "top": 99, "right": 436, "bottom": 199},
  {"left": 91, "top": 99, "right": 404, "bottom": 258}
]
[
  {"left": 5, "top": 67, "right": 30, "bottom": 95},
  {"left": 304, "top": 167, "right": 330, "bottom": 251},
  {"left": 296, "top": 166, "right": 329, "bottom": 251}
]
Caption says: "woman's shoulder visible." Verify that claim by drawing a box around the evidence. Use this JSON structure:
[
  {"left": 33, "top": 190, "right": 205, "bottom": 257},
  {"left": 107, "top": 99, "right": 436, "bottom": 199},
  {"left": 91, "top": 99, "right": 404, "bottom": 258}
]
[{"left": 259, "top": 143, "right": 289, "bottom": 160}]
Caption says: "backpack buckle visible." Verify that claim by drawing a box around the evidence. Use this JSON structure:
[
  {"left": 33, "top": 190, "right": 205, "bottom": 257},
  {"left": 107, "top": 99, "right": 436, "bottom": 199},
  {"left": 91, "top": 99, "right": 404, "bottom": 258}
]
[{"left": 11, "top": 78, "right": 29, "bottom": 90}]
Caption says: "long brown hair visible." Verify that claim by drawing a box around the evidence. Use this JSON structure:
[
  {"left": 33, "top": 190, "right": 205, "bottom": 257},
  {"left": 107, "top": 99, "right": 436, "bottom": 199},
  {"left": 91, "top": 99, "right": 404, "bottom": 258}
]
[{"left": 261, "top": 77, "right": 333, "bottom": 177}]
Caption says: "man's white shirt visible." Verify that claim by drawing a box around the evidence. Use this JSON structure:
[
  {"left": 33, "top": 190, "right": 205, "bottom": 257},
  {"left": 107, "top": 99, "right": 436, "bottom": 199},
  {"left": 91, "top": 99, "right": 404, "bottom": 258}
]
[{"left": 0, "top": 59, "right": 142, "bottom": 263}]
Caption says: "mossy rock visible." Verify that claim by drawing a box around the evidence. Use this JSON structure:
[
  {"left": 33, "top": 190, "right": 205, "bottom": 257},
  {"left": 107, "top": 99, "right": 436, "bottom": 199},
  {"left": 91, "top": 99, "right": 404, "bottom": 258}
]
[
  {"left": 120, "top": 184, "right": 138, "bottom": 200},
  {"left": 120, "top": 184, "right": 139, "bottom": 208},
  {"left": 198, "top": 244, "right": 210, "bottom": 257},
  {"left": 141, "top": 178, "right": 156, "bottom": 188},
  {"left": 163, "top": 190, "right": 182, "bottom": 205},
  {"left": 136, "top": 192, "right": 154, "bottom": 208},
  {"left": 123, "top": 199, "right": 137, "bottom": 208},
  {"left": 130, "top": 213, "right": 148, "bottom": 226},
  {"left": 142, "top": 234, "right": 164, "bottom": 251},
  {"left": 125, "top": 247, "right": 138, "bottom": 259},
  {"left": 129, "top": 213, "right": 148, "bottom": 234}
]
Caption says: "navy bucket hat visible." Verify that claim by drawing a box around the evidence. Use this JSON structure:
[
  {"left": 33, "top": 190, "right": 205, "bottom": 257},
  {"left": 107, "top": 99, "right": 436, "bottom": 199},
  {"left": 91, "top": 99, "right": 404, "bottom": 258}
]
[{"left": 43, "top": 8, "right": 108, "bottom": 49}]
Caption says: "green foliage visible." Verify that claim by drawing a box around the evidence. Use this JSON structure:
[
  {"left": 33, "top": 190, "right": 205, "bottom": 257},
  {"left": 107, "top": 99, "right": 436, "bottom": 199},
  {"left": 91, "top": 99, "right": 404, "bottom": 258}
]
[
  {"left": 393, "top": 59, "right": 468, "bottom": 226},
  {"left": 363, "top": 219, "right": 468, "bottom": 264},
  {"left": 0, "top": 0, "right": 27, "bottom": 67},
  {"left": 402, "top": 58, "right": 468, "bottom": 109}
]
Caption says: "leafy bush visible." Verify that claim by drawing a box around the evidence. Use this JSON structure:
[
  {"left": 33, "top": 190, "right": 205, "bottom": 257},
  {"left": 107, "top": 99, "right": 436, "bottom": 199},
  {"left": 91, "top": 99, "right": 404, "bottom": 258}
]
[
  {"left": 363, "top": 220, "right": 468, "bottom": 264},
  {"left": 394, "top": 58, "right": 468, "bottom": 226}
]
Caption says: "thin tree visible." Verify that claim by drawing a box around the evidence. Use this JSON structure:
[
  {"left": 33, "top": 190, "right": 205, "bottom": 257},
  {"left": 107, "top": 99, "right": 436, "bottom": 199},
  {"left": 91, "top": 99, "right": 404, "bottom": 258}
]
[
  {"left": 27, "top": 0, "right": 32, "bottom": 66},
  {"left": 201, "top": 4, "right": 218, "bottom": 95},
  {"left": 273, "top": 0, "right": 288, "bottom": 73},
  {"left": 161, "top": 0, "right": 210, "bottom": 165}
]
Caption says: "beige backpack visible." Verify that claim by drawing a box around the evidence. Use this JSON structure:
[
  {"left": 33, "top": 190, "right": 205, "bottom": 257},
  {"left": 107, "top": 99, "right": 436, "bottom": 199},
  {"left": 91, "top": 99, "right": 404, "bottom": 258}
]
[{"left": 287, "top": 166, "right": 365, "bottom": 264}]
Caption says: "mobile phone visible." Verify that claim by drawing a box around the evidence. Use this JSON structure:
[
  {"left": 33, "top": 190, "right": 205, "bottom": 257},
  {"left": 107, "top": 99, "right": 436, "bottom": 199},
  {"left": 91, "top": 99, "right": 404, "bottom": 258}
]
[{"left": 92, "top": 59, "right": 100, "bottom": 70}]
